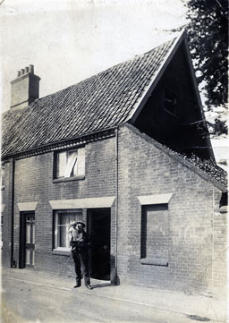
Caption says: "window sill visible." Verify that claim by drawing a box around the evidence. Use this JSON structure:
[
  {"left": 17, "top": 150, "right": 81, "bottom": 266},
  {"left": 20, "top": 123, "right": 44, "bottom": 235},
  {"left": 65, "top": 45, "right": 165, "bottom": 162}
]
[
  {"left": 140, "top": 258, "right": 168, "bottom": 267},
  {"left": 53, "top": 175, "right": 85, "bottom": 183},
  {"left": 219, "top": 206, "right": 228, "bottom": 214},
  {"left": 52, "top": 248, "right": 71, "bottom": 256}
]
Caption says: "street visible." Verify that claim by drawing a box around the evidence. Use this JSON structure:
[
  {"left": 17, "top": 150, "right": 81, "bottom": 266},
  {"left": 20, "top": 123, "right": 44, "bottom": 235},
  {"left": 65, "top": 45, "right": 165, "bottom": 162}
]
[{"left": 1, "top": 274, "right": 211, "bottom": 323}]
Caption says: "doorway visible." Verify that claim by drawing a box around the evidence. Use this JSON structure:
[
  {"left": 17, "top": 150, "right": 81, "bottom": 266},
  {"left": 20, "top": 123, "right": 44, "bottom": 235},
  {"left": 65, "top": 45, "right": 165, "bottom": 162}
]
[
  {"left": 87, "top": 208, "right": 111, "bottom": 280},
  {"left": 19, "top": 212, "right": 35, "bottom": 268}
]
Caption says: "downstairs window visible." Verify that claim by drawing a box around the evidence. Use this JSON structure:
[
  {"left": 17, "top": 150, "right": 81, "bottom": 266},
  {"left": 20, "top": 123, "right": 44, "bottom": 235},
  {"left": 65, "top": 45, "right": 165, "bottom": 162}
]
[
  {"left": 54, "top": 210, "right": 83, "bottom": 250},
  {"left": 141, "top": 204, "right": 169, "bottom": 266}
]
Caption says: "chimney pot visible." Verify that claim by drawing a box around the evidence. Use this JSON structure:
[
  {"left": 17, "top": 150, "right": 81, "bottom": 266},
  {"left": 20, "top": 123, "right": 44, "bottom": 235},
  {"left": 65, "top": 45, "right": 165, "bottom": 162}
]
[
  {"left": 29, "top": 65, "right": 34, "bottom": 74},
  {"left": 10, "top": 65, "right": 40, "bottom": 109}
]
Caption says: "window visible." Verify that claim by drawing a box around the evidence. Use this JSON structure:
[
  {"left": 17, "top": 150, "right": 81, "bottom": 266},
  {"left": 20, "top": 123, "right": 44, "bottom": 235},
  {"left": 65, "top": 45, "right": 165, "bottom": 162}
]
[
  {"left": 1, "top": 164, "right": 5, "bottom": 190},
  {"left": 54, "top": 210, "right": 82, "bottom": 250},
  {"left": 141, "top": 204, "right": 169, "bottom": 266},
  {"left": 54, "top": 147, "right": 85, "bottom": 179},
  {"left": 163, "top": 88, "right": 177, "bottom": 117}
]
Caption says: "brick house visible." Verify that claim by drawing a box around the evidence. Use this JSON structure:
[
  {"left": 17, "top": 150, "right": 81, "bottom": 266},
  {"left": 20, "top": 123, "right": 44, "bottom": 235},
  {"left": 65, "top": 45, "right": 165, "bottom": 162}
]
[{"left": 2, "top": 31, "right": 227, "bottom": 293}]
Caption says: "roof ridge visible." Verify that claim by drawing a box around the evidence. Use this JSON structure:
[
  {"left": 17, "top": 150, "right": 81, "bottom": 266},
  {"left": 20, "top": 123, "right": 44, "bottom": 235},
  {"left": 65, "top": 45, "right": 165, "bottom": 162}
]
[
  {"left": 2, "top": 34, "right": 180, "bottom": 158},
  {"left": 16, "top": 36, "right": 178, "bottom": 108}
]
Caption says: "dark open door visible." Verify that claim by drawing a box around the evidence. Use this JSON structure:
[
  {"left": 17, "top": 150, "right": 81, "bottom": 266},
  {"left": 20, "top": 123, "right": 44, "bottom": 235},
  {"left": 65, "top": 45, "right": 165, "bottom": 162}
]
[
  {"left": 19, "top": 212, "right": 35, "bottom": 268},
  {"left": 87, "top": 208, "right": 111, "bottom": 281}
]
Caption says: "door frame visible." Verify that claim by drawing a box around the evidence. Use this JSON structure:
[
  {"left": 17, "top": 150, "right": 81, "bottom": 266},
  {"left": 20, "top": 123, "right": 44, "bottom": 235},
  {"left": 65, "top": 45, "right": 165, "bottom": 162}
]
[{"left": 19, "top": 211, "right": 35, "bottom": 268}]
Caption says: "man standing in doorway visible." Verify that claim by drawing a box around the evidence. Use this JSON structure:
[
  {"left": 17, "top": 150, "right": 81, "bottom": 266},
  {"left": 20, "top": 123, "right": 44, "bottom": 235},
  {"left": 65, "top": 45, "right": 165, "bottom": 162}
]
[{"left": 69, "top": 221, "right": 93, "bottom": 290}]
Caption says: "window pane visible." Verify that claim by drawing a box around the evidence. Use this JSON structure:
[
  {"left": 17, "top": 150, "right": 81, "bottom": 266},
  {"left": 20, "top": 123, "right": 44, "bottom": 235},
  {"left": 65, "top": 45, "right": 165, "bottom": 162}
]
[
  {"left": 32, "top": 250, "right": 35, "bottom": 265},
  {"left": 64, "top": 151, "right": 77, "bottom": 177},
  {"left": 26, "top": 249, "right": 31, "bottom": 265},
  {"left": 32, "top": 223, "right": 35, "bottom": 244},
  {"left": 1, "top": 166, "right": 5, "bottom": 187},
  {"left": 66, "top": 215, "right": 77, "bottom": 247},
  {"left": 76, "top": 148, "right": 85, "bottom": 176},
  {"left": 57, "top": 152, "right": 67, "bottom": 178},
  {"left": 26, "top": 223, "right": 31, "bottom": 243},
  {"left": 164, "top": 89, "right": 177, "bottom": 116},
  {"left": 56, "top": 224, "right": 60, "bottom": 249},
  {"left": 59, "top": 225, "right": 66, "bottom": 247},
  {"left": 55, "top": 213, "right": 81, "bottom": 248},
  {"left": 55, "top": 148, "right": 85, "bottom": 178},
  {"left": 72, "top": 160, "right": 78, "bottom": 177}
]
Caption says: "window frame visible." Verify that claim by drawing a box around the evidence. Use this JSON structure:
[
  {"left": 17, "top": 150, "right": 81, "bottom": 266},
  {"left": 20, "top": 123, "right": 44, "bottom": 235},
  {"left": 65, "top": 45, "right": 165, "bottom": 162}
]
[
  {"left": 53, "top": 146, "right": 85, "bottom": 182},
  {"left": 1, "top": 164, "right": 5, "bottom": 191},
  {"left": 53, "top": 209, "right": 83, "bottom": 253},
  {"left": 163, "top": 88, "right": 178, "bottom": 118}
]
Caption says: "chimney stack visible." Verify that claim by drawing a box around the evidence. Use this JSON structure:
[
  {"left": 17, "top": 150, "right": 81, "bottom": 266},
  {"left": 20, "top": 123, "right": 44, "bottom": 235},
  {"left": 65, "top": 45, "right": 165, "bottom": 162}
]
[{"left": 10, "top": 65, "right": 40, "bottom": 110}]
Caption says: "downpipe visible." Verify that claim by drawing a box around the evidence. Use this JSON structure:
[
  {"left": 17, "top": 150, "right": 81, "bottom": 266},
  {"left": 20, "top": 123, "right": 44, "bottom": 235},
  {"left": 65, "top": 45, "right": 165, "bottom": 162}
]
[
  {"left": 114, "top": 127, "right": 119, "bottom": 284},
  {"left": 10, "top": 158, "right": 16, "bottom": 267}
]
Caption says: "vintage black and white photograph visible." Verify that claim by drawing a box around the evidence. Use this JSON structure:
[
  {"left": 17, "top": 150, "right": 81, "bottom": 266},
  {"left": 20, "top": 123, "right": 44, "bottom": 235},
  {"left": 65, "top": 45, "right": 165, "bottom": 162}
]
[{"left": 1, "top": 0, "right": 228, "bottom": 322}]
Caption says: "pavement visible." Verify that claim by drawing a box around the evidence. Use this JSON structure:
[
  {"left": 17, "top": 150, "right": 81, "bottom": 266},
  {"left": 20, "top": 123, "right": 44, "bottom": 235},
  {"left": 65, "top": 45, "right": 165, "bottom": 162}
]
[{"left": 1, "top": 268, "right": 227, "bottom": 323}]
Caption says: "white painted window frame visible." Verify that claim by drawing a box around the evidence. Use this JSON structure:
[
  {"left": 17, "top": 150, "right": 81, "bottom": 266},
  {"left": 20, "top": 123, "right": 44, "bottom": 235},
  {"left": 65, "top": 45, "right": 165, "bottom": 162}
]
[
  {"left": 54, "top": 210, "right": 82, "bottom": 251},
  {"left": 55, "top": 147, "right": 85, "bottom": 179}
]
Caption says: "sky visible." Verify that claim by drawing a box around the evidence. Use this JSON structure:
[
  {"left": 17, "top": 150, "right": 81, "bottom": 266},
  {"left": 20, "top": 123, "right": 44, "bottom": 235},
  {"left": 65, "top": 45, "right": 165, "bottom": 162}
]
[{"left": 0, "top": 0, "right": 186, "bottom": 112}]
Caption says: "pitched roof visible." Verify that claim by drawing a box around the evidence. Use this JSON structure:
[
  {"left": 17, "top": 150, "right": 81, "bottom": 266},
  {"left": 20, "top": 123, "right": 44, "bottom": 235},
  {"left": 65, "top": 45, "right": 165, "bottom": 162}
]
[{"left": 2, "top": 36, "right": 178, "bottom": 159}]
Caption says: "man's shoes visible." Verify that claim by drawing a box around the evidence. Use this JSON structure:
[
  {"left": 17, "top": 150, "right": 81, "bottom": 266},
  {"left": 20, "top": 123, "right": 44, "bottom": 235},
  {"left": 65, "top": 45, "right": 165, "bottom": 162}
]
[
  {"left": 85, "top": 284, "right": 93, "bottom": 290},
  {"left": 73, "top": 282, "right": 81, "bottom": 288}
]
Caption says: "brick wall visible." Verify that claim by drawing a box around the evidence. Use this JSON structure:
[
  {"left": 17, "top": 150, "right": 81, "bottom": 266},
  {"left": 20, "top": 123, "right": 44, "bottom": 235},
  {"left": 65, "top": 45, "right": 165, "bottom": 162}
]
[
  {"left": 2, "top": 160, "right": 11, "bottom": 266},
  {"left": 212, "top": 188, "right": 227, "bottom": 294},
  {"left": 2, "top": 124, "right": 226, "bottom": 294},
  {"left": 2, "top": 137, "right": 116, "bottom": 275},
  {"left": 117, "top": 124, "right": 224, "bottom": 293}
]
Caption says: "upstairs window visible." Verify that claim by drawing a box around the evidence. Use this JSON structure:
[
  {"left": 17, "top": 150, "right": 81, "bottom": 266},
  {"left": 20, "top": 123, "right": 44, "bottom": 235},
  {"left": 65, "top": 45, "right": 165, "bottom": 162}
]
[
  {"left": 163, "top": 89, "right": 177, "bottom": 117},
  {"left": 54, "top": 147, "right": 85, "bottom": 179},
  {"left": 1, "top": 164, "right": 5, "bottom": 190}
]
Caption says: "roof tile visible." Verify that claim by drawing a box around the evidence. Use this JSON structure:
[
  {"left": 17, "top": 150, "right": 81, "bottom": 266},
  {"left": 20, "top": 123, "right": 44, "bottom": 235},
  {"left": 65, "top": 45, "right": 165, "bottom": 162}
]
[{"left": 2, "top": 38, "right": 176, "bottom": 158}]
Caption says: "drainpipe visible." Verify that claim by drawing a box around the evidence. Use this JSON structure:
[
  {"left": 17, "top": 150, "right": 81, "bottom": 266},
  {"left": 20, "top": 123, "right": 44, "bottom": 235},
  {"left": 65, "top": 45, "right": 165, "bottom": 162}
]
[
  {"left": 114, "top": 127, "right": 119, "bottom": 284},
  {"left": 10, "top": 158, "right": 15, "bottom": 267}
]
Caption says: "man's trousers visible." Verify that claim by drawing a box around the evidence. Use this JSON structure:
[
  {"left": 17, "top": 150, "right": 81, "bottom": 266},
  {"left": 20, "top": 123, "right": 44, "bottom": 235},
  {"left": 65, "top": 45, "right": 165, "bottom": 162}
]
[{"left": 72, "top": 248, "right": 90, "bottom": 285}]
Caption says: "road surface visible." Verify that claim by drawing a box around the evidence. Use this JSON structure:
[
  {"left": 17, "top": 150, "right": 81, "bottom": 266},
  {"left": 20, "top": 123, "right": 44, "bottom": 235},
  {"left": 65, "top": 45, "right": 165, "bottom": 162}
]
[{"left": 2, "top": 275, "right": 212, "bottom": 323}]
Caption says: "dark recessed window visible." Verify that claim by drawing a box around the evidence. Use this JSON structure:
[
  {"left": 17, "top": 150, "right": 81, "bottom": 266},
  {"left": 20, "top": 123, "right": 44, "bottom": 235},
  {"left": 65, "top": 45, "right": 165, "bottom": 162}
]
[
  {"left": 54, "top": 147, "right": 85, "bottom": 179},
  {"left": 163, "top": 89, "right": 177, "bottom": 117},
  {"left": 141, "top": 204, "right": 169, "bottom": 266}
]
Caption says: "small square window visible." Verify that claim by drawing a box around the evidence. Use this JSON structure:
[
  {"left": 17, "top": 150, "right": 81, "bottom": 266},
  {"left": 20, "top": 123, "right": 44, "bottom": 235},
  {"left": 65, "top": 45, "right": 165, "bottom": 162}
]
[
  {"left": 54, "top": 147, "right": 85, "bottom": 179},
  {"left": 54, "top": 210, "right": 82, "bottom": 250}
]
